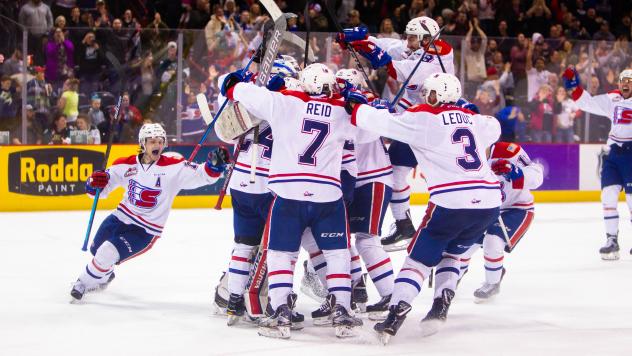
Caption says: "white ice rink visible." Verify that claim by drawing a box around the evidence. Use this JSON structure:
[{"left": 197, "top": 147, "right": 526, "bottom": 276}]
[{"left": 2, "top": 203, "right": 632, "bottom": 355}]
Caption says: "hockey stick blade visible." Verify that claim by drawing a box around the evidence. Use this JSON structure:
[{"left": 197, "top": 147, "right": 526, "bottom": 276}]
[{"left": 196, "top": 93, "right": 214, "bottom": 125}]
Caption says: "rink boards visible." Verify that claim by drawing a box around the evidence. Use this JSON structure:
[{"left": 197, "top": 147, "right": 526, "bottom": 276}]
[{"left": 0, "top": 143, "right": 620, "bottom": 211}]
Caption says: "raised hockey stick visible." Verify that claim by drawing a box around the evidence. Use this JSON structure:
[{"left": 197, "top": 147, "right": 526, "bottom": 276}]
[
  {"left": 303, "top": 0, "right": 311, "bottom": 68},
  {"left": 82, "top": 52, "right": 124, "bottom": 251},
  {"left": 323, "top": 0, "right": 378, "bottom": 94},
  {"left": 389, "top": 26, "right": 445, "bottom": 108}
]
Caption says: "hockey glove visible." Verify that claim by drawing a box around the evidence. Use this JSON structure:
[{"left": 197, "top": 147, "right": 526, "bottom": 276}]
[
  {"left": 266, "top": 74, "right": 286, "bottom": 92},
  {"left": 344, "top": 89, "right": 368, "bottom": 114},
  {"left": 455, "top": 98, "right": 480, "bottom": 114},
  {"left": 335, "top": 26, "right": 369, "bottom": 49},
  {"left": 88, "top": 170, "right": 109, "bottom": 189},
  {"left": 220, "top": 70, "right": 253, "bottom": 96},
  {"left": 370, "top": 98, "right": 395, "bottom": 112},
  {"left": 206, "top": 146, "right": 230, "bottom": 174},
  {"left": 350, "top": 41, "right": 392, "bottom": 69},
  {"left": 492, "top": 159, "right": 524, "bottom": 181},
  {"left": 562, "top": 67, "right": 580, "bottom": 90}
]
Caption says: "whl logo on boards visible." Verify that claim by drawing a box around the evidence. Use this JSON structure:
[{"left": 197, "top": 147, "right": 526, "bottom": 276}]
[{"left": 8, "top": 148, "right": 104, "bottom": 196}]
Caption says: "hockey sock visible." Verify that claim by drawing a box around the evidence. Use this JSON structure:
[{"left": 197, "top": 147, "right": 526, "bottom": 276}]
[
  {"left": 433, "top": 253, "right": 460, "bottom": 299},
  {"left": 458, "top": 243, "right": 481, "bottom": 279},
  {"left": 227, "top": 243, "right": 256, "bottom": 295},
  {"left": 322, "top": 248, "right": 352, "bottom": 309},
  {"left": 355, "top": 233, "right": 394, "bottom": 296},
  {"left": 391, "top": 256, "right": 431, "bottom": 306},
  {"left": 266, "top": 249, "right": 296, "bottom": 310},
  {"left": 390, "top": 165, "right": 412, "bottom": 220},
  {"left": 79, "top": 241, "right": 119, "bottom": 289},
  {"left": 350, "top": 245, "right": 363, "bottom": 286},
  {"left": 483, "top": 235, "right": 506, "bottom": 284},
  {"left": 602, "top": 185, "right": 621, "bottom": 236}
]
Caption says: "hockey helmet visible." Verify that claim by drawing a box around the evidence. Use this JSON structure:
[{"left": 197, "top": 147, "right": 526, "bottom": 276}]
[
  {"left": 619, "top": 69, "right": 632, "bottom": 83},
  {"left": 138, "top": 123, "right": 167, "bottom": 152},
  {"left": 405, "top": 16, "right": 440, "bottom": 41},
  {"left": 422, "top": 72, "right": 462, "bottom": 105},
  {"left": 300, "top": 63, "right": 336, "bottom": 96},
  {"left": 335, "top": 68, "right": 366, "bottom": 90}
]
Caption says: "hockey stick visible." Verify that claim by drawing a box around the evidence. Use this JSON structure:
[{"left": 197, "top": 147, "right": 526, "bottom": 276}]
[
  {"left": 82, "top": 52, "right": 124, "bottom": 251},
  {"left": 303, "top": 0, "right": 311, "bottom": 67},
  {"left": 497, "top": 213, "right": 511, "bottom": 245},
  {"left": 389, "top": 26, "right": 445, "bottom": 108},
  {"left": 322, "top": 0, "right": 378, "bottom": 94}
]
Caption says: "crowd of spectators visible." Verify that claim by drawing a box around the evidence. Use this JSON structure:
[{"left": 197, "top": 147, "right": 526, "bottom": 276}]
[{"left": 0, "top": 0, "right": 631, "bottom": 145}]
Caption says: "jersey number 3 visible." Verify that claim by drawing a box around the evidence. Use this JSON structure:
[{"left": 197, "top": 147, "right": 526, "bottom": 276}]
[
  {"left": 299, "top": 119, "right": 330, "bottom": 165},
  {"left": 452, "top": 128, "right": 482, "bottom": 171}
]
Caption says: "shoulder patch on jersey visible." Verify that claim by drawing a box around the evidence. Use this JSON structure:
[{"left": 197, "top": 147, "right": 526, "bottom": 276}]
[
  {"left": 279, "top": 90, "right": 346, "bottom": 107},
  {"left": 491, "top": 142, "right": 522, "bottom": 159},
  {"left": 156, "top": 155, "right": 185, "bottom": 166},
  {"left": 608, "top": 89, "right": 622, "bottom": 96},
  {"left": 407, "top": 103, "right": 476, "bottom": 115},
  {"left": 112, "top": 155, "right": 138, "bottom": 166}
]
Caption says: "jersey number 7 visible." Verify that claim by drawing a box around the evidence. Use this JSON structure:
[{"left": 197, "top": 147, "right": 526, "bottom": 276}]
[{"left": 299, "top": 119, "right": 330, "bottom": 165}]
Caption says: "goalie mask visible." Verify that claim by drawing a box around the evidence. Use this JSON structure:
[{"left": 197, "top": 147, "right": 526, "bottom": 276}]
[
  {"left": 138, "top": 123, "right": 167, "bottom": 152},
  {"left": 335, "top": 68, "right": 366, "bottom": 91},
  {"left": 422, "top": 72, "right": 462, "bottom": 106},
  {"left": 271, "top": 57, "right": 299, "bottom": 79},
  {"left": 300, "top": 63, "right": 336, "bottom": 97}
]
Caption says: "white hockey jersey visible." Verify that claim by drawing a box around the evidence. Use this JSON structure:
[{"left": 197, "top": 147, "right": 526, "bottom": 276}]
[
  {"left": 490, "top": 142, "right": 543, "bottom": 210},
  {"left": 355, "top": 137, "right": 393, "bottom": 188},
  {"left": 342, "top": 140, "right": 358, "bottom": 177},
  {"left": 228, "top": 83, "right": 357, "bottom": 202},
  {"left": 572, "top": 87, "right": 632, "bottom": 146},
  {"left": 92, "top": 154, "right": 221, "bottom": 235},
  {"left": 352, "top": 103, "right": 502, "bottom": 209},
  {"left": 217, "top": 75, "right": 273, "bottom": 195},
  {"left": 370, "top": 37, "right": 455, "bottom": 111}
]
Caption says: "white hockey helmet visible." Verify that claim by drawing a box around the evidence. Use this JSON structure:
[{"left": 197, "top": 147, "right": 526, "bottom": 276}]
[
  {"left": 284, "top": 77, "right": 304, "bottom": 91},
  {"left": 619, "top": 69, "right": 632, "bottom": 82},
  {"left": 335, "top": 68, "right": 366, "bottom": 90},
  {"left": 138, "top": 123, "right": 167, "bottom": 151},
  {"left": 422, "top": 72, "right": 462, "bottom": 105},
  {"left": 271, "top": 57, "right": 299, "bottom": 79},
  {"left": 300, "top": 63, "right": 336, "bottom": 96},
  {"left": 405, "top": 16, "right": 440, "bottom": 41}
]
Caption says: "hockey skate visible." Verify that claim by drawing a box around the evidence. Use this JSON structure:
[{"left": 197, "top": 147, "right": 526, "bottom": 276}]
[
  {"left": 299, "top": 260, "right": 327, "bottom": 303},
  {"left": 70, "top": 273, "right": 116, "bottom": 303},
  {"left": 366, "top": 294, "right": 391, "bottom": 321},
  {"left": 419, "top": 289, "right": 455, "bottom": 337},
  {"left": 381, "top": 211, "right": 416, "bottom": 252},
  {"left": 332, "top": 303, "right": 363, "bottom": 338},
  {"left": 600, "top": 234, "right": 620, "bottom": 260},
  {"left": 473, "top": 283, "right": 501, "bottom": 303},
  {"left": 311, "top": 294, "right": 335, "bottom": 326},
  {"left": 374, "top": 300, "right": 412, "bottom": 345},
  {"left": 212, "top": 286, "right": 228, "bottom": 316},
  {"left": 226, "top": 293, "right": 246, "bottom": 326},
  {"left": 352, "top": 273, "right": 368, "bottom": 312},
  {"left": 258, "top": 304, "right": 292, "bottom": 339},
  {"left": 265, "top": 300, "right": 304, "bottom": 331}
]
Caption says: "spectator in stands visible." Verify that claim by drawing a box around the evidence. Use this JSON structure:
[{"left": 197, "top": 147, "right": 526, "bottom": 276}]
[
  {"left": 495, "top": 105, "right": 525, "bottom": 142},
  {"left": 575, "top": 51, "right": 597, "bottom": 87},
  {"left": 11, "top": 104, "right": 43, "bottom": 144},
  {"left": 1, "top": 49, "right": 24, "bottom": 77},
  {"left": 583, "top": 8, "right": 600, "bottom": 36},
  {"left": 473, "top": 80, "right": 501, "bottom": 116},
  {"left": 355, "top": 0, "right": 382, "bottom": 33},
  {"left": 529, "top": 84, "right": 554, "bottom": 142},
  {"left": 68, "top": 6, "right": 89, "bottom": 49},
  {"left": 157, "top": 42, "right": 178, "bottom": 88},
  {"left": 478, "top": 0, "right": 496, "bottom": 35},
  {"left": 43, "top": 112, "right": 70, "bottom": 144},
  {"left": 554, "top": 86, "right": 579, "bottom": 143},
  {"left": 224, "top": 0, "right": 239, "bottom": 21},
  {"left": 205, "top": 3, "right": 234, "bottom": 48},
  {"left": 178, "top": 2, "right": 193, "bottom": 29},
  {"left": 309, "top": 4, "right": 330, "bottom": 32},
  {"left": 525, "top": 0, "right": 552, "bottom": 36},
  {"left": 531, "top": 32, "right": 551, "bottom": 63},
  {"left": 547, "top": 24, "right": 565, "bottom": 51},
  {"left": 19, "top": 0, "right": 53, "bottom": 66},
  {"left": 45, "top": 27, "right": 74, "bottom": 91},
  {"left": 143, "top": 13, "right": 169, "bottom": 54},
  {"left": 526, "top": 39, "right": 552, "bottom": 102},
  {"left": 87, "top": 94, "right": 105, "bottom": 128},
  {"left": 73, "top": 113, "right": 101, "bottom": 144},
  {"left": 189, "top": 0, "right": 211, "bottom": 30},
  {"left": 0, "top": 76, "right": 17, "bottom": 126},
  {"left": 464, "top": 18, "right": 488, "bottom": 92},
  {"left": 135, "top": 51, "right": 156, "bottom": 110},
  {"left": 614, "top": 15, "right": 631, "bottom": 38},
  {"left": 93, "top": 0, "right": 112, "bottom": 28},
  {"left": 238, "top": 10, "right": 254, "bottom": 31},
  {"left": 510, "top": 33, "right": 529, "bottom": 102},
  {"left": 122, "top": 9, "right": 139, "bottom": 32},
  {"left": 55, "top": 15, "right": 67, "bottom": 34},
  {"left": 117, "top": 92, "right": 142, "bottom": 126},
  {"left": 27, "top": 66, "right": 53, "bottom": 127},
  {"left": 378, "top": 18, "right": 400, "bottom": 39},
  {"left": 565, "top": 15, "right": 591, "bottom": 40},
  {"left": 593, "top": 20, "right": 615, "bottom": 42},
  {"left": 76, "top": 31, "right": 104, "bottom": 95},
  {"left": 58, "top": 78, "right": 79, "bottom": 123}
]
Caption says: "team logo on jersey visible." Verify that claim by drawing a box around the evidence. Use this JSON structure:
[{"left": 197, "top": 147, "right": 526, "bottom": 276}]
[
  {"left": 240, "top": 182, "right": 248, "bottom": 187},
  {"left": 471, "top": 198, "right": 481, "bottom": 204},
  {"left": 613, "top": 107, "right": 632, "bottom": 125},
  {"left": 406, "top": 84, "right": 419, "bottom": 90},
  {"left": 124, "top": 167, "right": 138, "bottom": 177},
  {"left": 155, "top": 177, "right": 161, "bottom": 187},
  {"left": 128, "top": 179, "right": 162, "bottom": 209},
  {"left": 304, "top": 191, "right": 314, "bottom": 197},
  {"left": 184, "top": 161, "right": 198, "bottom": 170}
]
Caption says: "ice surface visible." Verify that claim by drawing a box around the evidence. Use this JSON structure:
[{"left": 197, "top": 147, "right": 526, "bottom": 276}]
[{"left": 2, "top": 203, "right": 632, "bottom": 355}]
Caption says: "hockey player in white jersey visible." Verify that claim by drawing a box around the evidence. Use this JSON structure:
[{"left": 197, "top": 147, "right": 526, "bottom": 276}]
[
  {"left": 345, "top": 73, "right": 501, "bottom": 343},
  {"left": 213, "top": 57, "right": 298, "bottom": 324},
  {"left": 457, "top": 142, "right": 543, "bottom": 302},
  {"left": 337, "top": 17, "right": 456, "bottom": 250},
  {"left": 70, "top": 123, "right": 228, "bottom": 301},
  {"left": 221, "top": 62, "right": 366, "bottom": 338},
  {"left": 563, "top": 67, "right": 632, "bottom": 260}
]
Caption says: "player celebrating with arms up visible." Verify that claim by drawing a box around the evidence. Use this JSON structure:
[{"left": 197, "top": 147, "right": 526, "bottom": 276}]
[
  {"left": 345, "top": 73, "right": 501, "bottom": 343},
  {"left": 70, "top": 123, "right": 229, "bottom": 302},
  {"left": 563, "top": 67, "right": 632, "bottom": 260}
]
